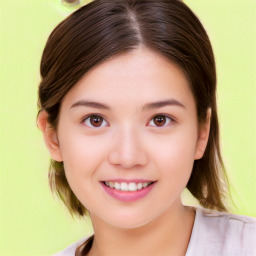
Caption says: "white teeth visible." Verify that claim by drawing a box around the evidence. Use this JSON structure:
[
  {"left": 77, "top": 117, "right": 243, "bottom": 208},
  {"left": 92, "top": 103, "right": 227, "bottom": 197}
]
[
  {"left": 142, "top": 182, "right": 148, "bottom": 188},
  {"left": 121, "top": 182, "right": 128, "bottom": 191},
  {"left": 128, "top": 182, "right": 137, "bottom": 191},
  {"left": 104, "top": 181, "right": 153, "bottom": 191},
  {"left": 137, "top": 183, "right": 143, "bottom": 190},
  {"left": 114, "top": 182, "right": 121, "bottom": 190},
  {"left": 109, "top": 182, "right": 115, "bottom": 188}
]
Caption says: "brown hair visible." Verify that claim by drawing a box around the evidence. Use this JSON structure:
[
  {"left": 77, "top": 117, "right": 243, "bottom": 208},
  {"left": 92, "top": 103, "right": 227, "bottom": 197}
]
[{"left": 38, "top": 0, "right": 232, "bottom": 217}]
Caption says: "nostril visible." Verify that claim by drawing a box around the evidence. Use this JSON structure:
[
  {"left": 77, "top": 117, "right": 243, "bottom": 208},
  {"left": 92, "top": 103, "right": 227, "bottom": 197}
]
[
  {"left": 108, "top": 150, "right": 148, "bottom": 168},
  {"left": 108, "top": 135, "right": 148, "bottom": 167},
  {"left": 108, "top": 151, "right": 120, "bottom": 165}
]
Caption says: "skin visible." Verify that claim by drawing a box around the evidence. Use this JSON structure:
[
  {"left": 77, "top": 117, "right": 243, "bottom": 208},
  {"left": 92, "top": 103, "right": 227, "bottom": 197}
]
[{"left": 38, "top": 47, "right": 211, "bottom": 256}]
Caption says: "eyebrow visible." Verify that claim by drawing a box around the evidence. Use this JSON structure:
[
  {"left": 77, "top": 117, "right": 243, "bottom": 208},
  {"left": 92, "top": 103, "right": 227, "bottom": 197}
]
[
  {"left": 142, "top": 99, "right": 185, "bottom": 111},
  {"left": 70, "top": 99, "right": 185, "bottom": 111}
]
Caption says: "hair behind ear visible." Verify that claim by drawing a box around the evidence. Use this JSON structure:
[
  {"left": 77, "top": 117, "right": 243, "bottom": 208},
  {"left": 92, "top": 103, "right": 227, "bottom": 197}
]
[
  {"left": 37, "top": 110, "right": 87, "bottom": 216},
  {"left": 187, "top": 107, "right": 231, "bottom": 212},
  {"left": 49, "top": 160, "right": 87, "bottom": 217}
]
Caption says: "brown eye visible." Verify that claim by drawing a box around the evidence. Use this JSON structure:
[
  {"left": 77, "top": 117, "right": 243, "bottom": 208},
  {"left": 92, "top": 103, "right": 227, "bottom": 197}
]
[
  {"left": 84, "top": 115, "right": 108, "bottom": 128},
  {"left": 149, "top": 115, "right": 172, "bottom": 127}
]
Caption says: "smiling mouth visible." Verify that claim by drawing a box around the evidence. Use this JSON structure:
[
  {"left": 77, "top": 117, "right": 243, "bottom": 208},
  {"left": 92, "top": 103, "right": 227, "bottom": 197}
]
[{"left": 102, "top": 181, "right": 155, "bottom": 192}]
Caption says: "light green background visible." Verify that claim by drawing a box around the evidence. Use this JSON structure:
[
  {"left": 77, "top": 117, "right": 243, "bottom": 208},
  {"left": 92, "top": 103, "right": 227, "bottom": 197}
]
[{"left": 0, "top": 0, "right": 255, "bottom": 255}]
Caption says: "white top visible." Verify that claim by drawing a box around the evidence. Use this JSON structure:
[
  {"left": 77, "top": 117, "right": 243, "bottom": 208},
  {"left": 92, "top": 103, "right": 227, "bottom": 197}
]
[{"left": 52, "top": 207, "right": 256, "bottom": 256}]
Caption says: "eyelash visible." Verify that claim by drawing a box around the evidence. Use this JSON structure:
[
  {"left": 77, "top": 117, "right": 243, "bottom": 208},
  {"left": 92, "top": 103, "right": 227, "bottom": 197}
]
[{"left": 81, "top": 114, "right": 175, "bottom": 128}]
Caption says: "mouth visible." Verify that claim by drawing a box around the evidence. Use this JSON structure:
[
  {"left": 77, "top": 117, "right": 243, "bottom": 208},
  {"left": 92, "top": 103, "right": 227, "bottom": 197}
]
[
  {"left": 100, "top": 179, "right": 156, "bottom": 202},
  {"left": 101, "top": 179, "right": 157, "bottom": 202},
  {"left": 102, "top": 180, "right": 155, "bottom": 192}
]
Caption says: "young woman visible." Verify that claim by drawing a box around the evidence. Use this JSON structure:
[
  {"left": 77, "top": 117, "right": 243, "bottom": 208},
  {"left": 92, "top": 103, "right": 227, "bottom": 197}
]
[{"left": 37, "top": 0, "right": 256, "bottom": 255}]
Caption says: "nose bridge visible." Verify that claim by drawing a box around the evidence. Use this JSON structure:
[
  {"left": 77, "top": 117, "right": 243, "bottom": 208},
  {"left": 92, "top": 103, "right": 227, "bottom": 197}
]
[{"left": 108, "top": 124, "right": 148, "bottom": 168}]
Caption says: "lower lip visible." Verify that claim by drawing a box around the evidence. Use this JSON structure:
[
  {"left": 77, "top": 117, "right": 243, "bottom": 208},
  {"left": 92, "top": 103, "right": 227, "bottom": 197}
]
[{"left": 101, "top": 182, "right": 156, "bottom": 202}]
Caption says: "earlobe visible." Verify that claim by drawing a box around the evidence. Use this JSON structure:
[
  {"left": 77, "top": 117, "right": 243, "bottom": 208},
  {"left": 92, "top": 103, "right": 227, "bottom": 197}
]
[
  {"left": 37, "top": 110, "right": 63, "bottom": 162},
  {"left": 194, "top": 108, "right": 211, "bottom": 160}
]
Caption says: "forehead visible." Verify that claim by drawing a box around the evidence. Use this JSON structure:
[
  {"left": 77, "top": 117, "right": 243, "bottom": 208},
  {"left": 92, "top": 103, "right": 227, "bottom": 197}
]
[{"left": 61, "top": 47, "right": 195, "bottom": 110}]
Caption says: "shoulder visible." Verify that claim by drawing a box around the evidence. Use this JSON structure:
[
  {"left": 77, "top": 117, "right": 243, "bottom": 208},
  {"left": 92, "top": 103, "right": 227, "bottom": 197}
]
[
  {"left": 52, "top": 237, "right": 88, "bottom": 256},
  {"left": 187, "top": 207, "right": 256, "bottom": 256}
]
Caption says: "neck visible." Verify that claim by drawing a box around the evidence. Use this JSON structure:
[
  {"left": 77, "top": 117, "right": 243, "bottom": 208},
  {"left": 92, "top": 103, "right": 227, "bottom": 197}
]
[{"left": 87, "top": 202, "right": 196, "bottom": 256}]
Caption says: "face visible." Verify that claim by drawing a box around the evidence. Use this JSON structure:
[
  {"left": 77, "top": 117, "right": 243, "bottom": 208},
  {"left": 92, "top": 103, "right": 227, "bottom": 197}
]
[{"left": 40, "top": 47, "right": 210, "bottom": 229}]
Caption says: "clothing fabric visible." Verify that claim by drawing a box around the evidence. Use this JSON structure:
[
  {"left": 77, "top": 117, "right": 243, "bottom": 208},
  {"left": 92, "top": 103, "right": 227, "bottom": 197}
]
[{"left": 52, "top": 207, "right": 256, "bottom": 256}]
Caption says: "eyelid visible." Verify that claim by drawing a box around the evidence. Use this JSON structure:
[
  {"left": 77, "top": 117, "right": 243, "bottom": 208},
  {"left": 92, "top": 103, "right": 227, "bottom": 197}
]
[
  {"left": 80, "top": 113, "right": 175, "bottom": 128},
  {"left": 147, "top": 114, "right": 175, "bottom": 127},
  {"left": 81, "top": 114, "right": 109, "bottom": 128}
]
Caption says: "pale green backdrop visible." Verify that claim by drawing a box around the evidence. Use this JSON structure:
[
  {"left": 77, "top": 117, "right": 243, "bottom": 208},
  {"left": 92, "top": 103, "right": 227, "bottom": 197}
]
[{"left": 0, "top": 0, "right": 255, "bottom": 255}]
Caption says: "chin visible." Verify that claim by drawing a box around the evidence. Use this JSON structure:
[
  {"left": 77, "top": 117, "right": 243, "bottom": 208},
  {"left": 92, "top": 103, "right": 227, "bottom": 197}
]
[
  {"left": 110, "top": 218, "right": 152, "bottom": 230},
  {"left": 100, "top": 210, "right": 158, "bottom": 230}
]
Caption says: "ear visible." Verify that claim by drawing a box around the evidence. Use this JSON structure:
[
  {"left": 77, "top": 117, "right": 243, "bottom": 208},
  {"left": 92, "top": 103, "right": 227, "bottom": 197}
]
[
  {"left": 37, "top": 110, "right": 63, "bottom": 162},
  {"left": 194, "top": 108, "right": 211, "bottom": 160}
]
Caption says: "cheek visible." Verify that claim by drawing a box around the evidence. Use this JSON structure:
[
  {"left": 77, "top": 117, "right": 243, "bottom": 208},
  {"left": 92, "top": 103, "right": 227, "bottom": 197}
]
[
  {"left": 150, "top": 135, "right": 197, "bottom": 202},
  {"left": 60, "top": 137, "right": 106, "bottom": 172},
  {"left": 150, "top": 127, "right": 198, "bottom": 176},
  {"left": 57, "top": 123, "right": 108, "bottom": 183},
  {"left": 58, "top": 131, "right": 108, "bottom": 207}
]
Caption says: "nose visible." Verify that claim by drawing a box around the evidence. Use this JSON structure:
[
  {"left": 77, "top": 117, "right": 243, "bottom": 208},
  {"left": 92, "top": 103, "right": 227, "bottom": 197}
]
[{"left": 108, "top": 126, "right": 148, "bottom": 169}]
